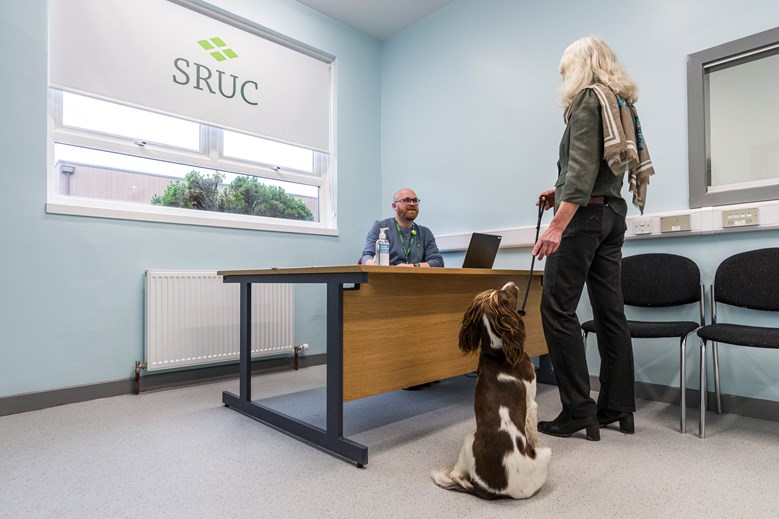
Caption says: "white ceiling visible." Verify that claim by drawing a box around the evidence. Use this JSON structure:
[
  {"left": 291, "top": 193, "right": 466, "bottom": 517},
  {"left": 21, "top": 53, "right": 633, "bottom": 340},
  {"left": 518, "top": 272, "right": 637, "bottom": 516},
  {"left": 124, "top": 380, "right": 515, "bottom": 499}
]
[{"left": 294, "top": 0, "right": 455, "bottom": 41}]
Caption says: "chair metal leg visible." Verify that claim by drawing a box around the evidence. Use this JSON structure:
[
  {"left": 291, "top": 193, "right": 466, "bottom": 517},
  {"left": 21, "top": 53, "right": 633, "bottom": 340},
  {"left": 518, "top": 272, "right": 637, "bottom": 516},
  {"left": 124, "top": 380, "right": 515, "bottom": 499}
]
[
  {"left": 679, "top": 335, "right": 687, "bottom": 434},
  {"left": 699, "top": 338, "right": 707, "bottom": 439},
  {"left": 712, "top": 342, "right": 722, "bottom": 414}
]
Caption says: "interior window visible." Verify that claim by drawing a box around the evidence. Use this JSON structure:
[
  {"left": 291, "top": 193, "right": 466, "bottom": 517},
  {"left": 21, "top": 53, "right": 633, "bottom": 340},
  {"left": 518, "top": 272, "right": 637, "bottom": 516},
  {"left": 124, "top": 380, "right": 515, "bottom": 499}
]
[{"left": 687, "top": 27, "right": 779, "bottom": 207}]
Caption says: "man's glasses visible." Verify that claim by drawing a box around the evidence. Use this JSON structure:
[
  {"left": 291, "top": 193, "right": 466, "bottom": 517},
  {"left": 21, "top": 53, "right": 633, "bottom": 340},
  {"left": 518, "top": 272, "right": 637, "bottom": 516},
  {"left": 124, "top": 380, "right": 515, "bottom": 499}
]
[{"left": 394, "top": 198, "right": 421, "bottom": 205}]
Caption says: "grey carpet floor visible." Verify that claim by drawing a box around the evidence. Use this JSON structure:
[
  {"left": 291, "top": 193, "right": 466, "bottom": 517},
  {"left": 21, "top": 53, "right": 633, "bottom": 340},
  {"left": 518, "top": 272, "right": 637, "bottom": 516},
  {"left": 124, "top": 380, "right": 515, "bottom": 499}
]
[{"left": 1, "top": 364, "right": 776, "bottom": 518}]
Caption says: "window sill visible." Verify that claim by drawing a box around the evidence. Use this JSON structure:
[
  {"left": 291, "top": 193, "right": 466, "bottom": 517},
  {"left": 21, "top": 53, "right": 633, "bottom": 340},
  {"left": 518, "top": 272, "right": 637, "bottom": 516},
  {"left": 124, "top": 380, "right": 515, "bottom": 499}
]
[{"left": 46, "top": 197, "right": 338, "bottom": 236}]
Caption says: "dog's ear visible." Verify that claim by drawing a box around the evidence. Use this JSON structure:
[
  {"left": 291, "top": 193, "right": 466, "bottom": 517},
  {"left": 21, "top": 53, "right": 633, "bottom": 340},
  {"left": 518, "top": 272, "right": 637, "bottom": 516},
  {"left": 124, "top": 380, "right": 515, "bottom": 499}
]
[
  {"left": 458, "top": 294, "right": 486, "bottom": 355},
  {"left": 501, "top": 314, "right": 527, "bottom": 367},
  {"left": 486, "top": 301, "right": 527, "bottom": 367}
]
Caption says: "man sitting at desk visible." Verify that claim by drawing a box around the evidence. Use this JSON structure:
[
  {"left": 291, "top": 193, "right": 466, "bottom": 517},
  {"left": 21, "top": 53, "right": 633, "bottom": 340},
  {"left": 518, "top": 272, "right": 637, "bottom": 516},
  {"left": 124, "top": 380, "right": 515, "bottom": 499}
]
[{"left": 361, "top": 188, "right": 444, "bottom": 268}]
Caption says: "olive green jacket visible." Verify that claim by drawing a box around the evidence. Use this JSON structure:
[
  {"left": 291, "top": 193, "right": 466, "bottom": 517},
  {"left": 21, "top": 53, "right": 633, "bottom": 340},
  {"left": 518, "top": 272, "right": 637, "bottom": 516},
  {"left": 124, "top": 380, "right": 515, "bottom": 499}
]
[{"left": 554, "top": 89, "right": 628, "bottom": 218}]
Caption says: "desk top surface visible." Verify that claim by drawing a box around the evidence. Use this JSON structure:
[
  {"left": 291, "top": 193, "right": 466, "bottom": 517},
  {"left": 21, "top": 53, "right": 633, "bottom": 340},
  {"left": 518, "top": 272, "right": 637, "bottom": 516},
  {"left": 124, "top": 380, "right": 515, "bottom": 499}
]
[{"left": 217, "top": 265, "right": 536, "bottom": 277}]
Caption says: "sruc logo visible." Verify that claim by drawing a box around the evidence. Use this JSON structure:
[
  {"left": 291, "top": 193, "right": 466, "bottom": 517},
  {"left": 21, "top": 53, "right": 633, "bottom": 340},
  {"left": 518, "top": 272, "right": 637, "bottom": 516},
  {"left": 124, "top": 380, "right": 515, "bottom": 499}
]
[
  {"left": 197, "top": 37, "right": 239, "bottom": 61},
  {"left": 172, "top": 37, "right": 259, "bottom": 106}
]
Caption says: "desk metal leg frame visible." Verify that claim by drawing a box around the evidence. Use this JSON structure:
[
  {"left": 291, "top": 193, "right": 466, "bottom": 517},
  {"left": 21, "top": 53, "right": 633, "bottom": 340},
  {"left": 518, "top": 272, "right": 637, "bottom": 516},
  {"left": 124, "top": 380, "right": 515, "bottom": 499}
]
[{"left": 223, "top": 281, "right": 369, "bottom": 466}]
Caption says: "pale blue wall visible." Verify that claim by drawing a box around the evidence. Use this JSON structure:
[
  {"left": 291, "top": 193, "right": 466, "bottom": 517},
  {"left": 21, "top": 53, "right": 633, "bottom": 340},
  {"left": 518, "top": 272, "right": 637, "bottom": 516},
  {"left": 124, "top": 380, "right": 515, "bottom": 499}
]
[
  {"left": 3, "top": 0, "right": 778, "bottom": 405},
  {"left": 0, "top": 0, "right": 382, "bottom": 397},
  {"left": 381, "top": 0, "right": 779, "bottom": 402}
]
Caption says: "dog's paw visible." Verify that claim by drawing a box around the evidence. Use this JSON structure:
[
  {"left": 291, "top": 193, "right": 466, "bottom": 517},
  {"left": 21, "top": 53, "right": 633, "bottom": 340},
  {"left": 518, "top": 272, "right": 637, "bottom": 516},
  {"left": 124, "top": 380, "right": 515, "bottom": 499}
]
[
  {"left": 431, "top": 468, "right": 452, "bottom": 487},
  {"left": 432, "top": 468, "right": 474, "bottom": 491}
]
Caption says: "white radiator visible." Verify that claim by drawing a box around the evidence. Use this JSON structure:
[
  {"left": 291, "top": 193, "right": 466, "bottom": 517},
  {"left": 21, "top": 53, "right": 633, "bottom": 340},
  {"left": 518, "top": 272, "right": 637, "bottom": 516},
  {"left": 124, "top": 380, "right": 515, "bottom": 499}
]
[{"left": 144, "top": 270, "right": 295, "bottom": 371}]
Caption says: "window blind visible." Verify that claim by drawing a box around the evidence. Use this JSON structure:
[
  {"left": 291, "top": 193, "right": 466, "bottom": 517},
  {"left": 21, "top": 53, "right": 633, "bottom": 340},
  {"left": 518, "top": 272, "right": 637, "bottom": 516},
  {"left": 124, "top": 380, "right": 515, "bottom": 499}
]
[{"left": 49, "top": 0, "right": 332, "bottom": 152}]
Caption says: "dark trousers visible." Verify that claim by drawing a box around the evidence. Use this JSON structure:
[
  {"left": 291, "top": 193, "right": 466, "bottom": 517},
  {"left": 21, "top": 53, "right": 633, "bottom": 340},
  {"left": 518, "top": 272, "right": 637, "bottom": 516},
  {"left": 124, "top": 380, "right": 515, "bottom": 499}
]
[{"left": 540, "top": 204, "right": 635, "bottom": 419}]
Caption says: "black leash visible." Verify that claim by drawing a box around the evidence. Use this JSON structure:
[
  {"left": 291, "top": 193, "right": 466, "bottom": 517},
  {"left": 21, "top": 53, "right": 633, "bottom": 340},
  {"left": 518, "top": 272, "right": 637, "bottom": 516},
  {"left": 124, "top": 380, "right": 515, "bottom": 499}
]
[{"left": 519, "top": 196, "right": 546, "bottom": 317}]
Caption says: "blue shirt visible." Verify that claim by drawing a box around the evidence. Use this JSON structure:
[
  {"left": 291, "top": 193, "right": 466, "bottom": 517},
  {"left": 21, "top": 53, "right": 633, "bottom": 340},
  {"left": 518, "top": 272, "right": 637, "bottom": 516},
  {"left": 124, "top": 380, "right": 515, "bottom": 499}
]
[{"left": 360, "top": 217, "right": 444, "bottom": 267}]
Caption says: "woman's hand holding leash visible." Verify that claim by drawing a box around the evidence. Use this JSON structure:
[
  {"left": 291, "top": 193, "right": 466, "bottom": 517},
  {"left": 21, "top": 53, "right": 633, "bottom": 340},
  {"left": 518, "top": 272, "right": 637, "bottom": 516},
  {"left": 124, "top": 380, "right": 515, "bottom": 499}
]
[
  {"left": 536, "top": 190, "right": 555, "bottom": 211},
  {"left": 532, "top": 191, "right": 555, "bottom": 260},
  {"left": 533, "top": 194, "right": 579, "bottom": 260}
]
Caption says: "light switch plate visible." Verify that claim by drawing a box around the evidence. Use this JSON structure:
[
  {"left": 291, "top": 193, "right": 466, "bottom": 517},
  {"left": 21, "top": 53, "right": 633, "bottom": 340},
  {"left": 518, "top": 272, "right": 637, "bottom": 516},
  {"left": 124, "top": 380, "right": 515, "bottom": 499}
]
[
  {"left": 660, "top": 215, "right": 691, "bottom": 232},
  {"left": 722, "top": 207, "right": 759, "bottom": 228}
]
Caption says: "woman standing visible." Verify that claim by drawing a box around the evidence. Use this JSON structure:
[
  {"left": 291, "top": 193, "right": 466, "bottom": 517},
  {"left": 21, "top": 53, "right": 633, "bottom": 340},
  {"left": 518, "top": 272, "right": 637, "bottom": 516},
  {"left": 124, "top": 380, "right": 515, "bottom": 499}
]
[{"left": 532, "top": 36, "right": 654, "bottom": 440}]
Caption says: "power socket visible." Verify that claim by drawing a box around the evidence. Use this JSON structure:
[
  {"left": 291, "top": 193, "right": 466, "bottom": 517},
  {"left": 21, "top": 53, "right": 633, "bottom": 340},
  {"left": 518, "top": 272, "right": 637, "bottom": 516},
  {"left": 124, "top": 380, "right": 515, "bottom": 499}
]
[
  {"left": 631, "top": 217, "right": 652, "bottom": 235},
  {"left": 722, "top": 207, "right": 759, "bottom": 228}
]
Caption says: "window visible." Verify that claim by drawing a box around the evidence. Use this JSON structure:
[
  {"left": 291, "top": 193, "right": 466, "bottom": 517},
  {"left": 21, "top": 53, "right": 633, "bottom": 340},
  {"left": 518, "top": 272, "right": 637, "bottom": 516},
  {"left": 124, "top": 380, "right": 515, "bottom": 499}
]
[
  {"left": 687, "top": 27, "right": 779, "bottom": 208},
  {"left": 47, "top": 0, "right": 335, "bottom": 235},
  {"left": 51, "top": 91, "right": 325, "bottom": 227}
]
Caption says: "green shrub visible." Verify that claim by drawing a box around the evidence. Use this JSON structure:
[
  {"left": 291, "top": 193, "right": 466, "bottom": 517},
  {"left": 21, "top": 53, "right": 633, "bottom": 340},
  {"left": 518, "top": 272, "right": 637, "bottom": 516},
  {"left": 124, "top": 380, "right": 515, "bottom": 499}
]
[{"left": 152, "top": 171, "right": 314, "bottom": 222}]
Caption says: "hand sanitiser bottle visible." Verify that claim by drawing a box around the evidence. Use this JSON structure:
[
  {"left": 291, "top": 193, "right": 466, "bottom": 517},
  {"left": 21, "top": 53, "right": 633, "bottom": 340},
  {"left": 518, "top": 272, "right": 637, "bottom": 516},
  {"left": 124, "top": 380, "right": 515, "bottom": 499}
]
[{"left": 375, "top": 227, "right": 390, "bottom": 266}]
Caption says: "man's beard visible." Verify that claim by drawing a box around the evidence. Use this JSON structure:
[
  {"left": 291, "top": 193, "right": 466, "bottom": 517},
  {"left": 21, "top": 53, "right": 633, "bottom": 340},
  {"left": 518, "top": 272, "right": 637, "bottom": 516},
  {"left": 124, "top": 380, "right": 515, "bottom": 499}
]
[{"left": 399, "top": 208, "right": 417, "bottom": 221}]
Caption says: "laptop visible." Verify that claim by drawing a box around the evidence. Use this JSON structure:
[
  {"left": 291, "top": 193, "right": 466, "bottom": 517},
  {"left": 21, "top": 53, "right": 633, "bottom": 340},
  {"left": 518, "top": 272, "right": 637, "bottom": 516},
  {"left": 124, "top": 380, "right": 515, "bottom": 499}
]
[{"left": 462, "top": 233, "right": 502, "bottom": 269}]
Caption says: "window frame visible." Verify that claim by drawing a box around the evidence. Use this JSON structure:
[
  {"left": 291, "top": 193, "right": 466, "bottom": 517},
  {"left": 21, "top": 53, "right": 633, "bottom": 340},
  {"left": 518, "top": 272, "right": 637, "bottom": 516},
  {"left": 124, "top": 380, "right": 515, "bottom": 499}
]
[
  {"left": 687, "top": 26, "right": 779, "bottom": 209},
  {"left": 46, "top": 0, "right": 337, "bottom": 236}
]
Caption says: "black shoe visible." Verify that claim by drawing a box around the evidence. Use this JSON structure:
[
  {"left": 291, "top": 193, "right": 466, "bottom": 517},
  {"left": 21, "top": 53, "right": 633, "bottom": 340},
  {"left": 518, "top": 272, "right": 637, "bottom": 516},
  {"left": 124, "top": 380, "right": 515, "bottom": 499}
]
[
  {"left": 538, "top": 413, "right": 600, "bottom": 441},
  {"left": 597, "top": 412, "right": 635, "bottom": 434}
]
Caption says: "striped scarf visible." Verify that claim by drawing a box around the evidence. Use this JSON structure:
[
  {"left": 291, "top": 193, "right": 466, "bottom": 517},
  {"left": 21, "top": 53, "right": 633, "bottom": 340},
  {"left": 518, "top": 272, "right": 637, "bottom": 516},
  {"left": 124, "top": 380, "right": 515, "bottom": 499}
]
[{"left": 566, "top": 84, "right": 655, "bottom": 214}]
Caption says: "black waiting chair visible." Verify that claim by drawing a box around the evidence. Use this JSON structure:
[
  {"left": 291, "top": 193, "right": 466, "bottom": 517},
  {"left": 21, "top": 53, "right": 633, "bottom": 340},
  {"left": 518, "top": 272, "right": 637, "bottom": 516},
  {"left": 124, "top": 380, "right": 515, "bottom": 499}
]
[
  {"left": 696, "top": 248, "right": 779, "bottom": 438},
  {"left": 582, "top": 253, "right": 704, "bottom": 433}
]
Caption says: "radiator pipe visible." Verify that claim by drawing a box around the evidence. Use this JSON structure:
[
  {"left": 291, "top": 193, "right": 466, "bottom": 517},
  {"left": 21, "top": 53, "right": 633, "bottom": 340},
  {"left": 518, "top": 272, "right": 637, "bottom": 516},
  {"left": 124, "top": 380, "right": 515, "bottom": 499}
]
[
  {"left": 293, "top": 343, "right": 309, "bottom": 370},
  {"left": 135, "top": 342, "right": 303, "bottom": 396},
  {"left": 134, "top": 361, "right": 147, "bottom": 395}
]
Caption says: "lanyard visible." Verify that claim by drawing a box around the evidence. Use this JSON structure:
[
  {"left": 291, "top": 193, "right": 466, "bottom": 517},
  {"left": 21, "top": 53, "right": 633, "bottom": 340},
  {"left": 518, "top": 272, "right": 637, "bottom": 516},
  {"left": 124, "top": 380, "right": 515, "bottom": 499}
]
[{"left": 394, "top": 220, "right": 416, "bottom": 261}]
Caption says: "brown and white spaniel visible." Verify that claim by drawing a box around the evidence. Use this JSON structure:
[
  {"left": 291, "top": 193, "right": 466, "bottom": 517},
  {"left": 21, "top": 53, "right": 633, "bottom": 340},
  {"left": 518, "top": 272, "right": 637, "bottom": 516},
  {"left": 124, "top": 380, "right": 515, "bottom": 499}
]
[{"left": 432, "top": 281, "right": 551, "bottom": 500}]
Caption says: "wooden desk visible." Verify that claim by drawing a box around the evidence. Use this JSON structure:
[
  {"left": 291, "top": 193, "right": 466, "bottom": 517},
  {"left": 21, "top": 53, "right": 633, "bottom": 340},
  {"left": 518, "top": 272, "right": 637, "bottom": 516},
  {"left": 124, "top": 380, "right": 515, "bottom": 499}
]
[{"left": 218, "top": 266, "right": 547, "bottom": 466}]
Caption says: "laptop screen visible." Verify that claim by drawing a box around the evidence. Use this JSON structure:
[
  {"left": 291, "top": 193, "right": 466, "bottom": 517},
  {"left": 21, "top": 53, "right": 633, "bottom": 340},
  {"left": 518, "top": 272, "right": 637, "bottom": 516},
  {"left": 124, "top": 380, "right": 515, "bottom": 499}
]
[{"left": 462, "top": 233, "right": 502, "bottom": 269}]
